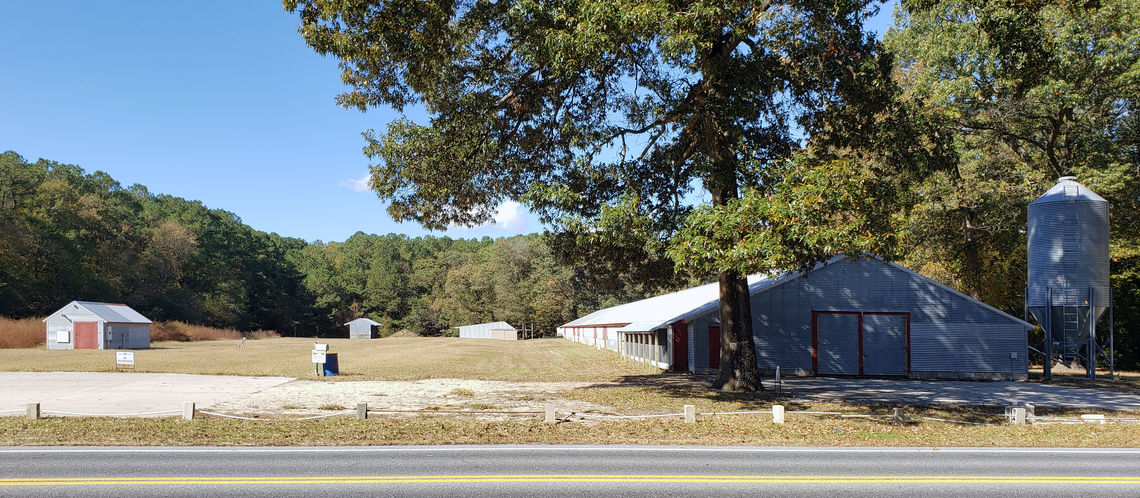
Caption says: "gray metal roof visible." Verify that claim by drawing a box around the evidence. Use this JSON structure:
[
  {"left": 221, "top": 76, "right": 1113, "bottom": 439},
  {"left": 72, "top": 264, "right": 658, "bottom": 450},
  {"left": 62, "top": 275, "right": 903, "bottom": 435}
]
[
  {"left": 344, "top": 318, "right": 382, "bottom": 326},
  {"left": 455, "top": 321, "right": 517, "bottom": 332},
  {"left": 45, "top": 301, "right": 152, "bottom": 324},
  {"left": 1029, "top": 177, "right": 1107, "bottom": 205},
  {"left": 560, "top": 254, "right": 1033, "bottom": 331}
]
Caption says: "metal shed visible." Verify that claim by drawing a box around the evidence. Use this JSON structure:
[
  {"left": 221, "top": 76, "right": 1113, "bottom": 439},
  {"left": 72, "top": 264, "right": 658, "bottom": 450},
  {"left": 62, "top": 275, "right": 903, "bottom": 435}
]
[
  {"left": 455, "top": 321, "right": 518, "bottom": 340},
  {"left": 43, "top": 301, "right": 152, "bottom": 350},
  {"left": 560, "top": 256, "right": 1032, "bottom": 380},
  {"left": 344, "top": 318, "right": 382, "bottom": 339}
]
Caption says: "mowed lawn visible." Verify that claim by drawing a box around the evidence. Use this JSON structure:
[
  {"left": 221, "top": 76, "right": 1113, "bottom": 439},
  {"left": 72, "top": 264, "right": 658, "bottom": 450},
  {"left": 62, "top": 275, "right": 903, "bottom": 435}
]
[{"left": 0, "top": 337, "right": 657, "bottom": 382}]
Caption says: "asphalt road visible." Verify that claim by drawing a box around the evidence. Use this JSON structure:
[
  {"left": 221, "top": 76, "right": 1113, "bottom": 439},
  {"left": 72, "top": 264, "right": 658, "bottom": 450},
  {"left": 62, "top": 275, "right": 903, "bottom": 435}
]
[{"left": 2, "top": 445, "right": 1138, "bottom": 497}]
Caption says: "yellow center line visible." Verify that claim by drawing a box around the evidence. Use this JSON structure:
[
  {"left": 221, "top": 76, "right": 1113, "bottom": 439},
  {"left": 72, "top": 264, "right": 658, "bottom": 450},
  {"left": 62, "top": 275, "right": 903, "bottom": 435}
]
[{"left": 1, "top": 475, "right": 1138, "bottom": 486}]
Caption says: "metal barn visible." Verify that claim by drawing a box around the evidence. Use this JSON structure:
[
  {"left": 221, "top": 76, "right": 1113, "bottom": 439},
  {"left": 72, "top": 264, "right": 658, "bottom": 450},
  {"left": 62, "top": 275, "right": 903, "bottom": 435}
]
[
  {"left": 44, "top": 301, "right": 152, "bottom": 350},
  {"left": 560, "top": 256, "right": 1032, "bottom": 380},
  {"left": 556, "top": 276, "right": 772, "bottom": 370},
  {"left": 455, "top": 321, "right": 518, "bottom": 340},
  {"left": 344, "top": 318, "right": 382, "bottom": 339}
]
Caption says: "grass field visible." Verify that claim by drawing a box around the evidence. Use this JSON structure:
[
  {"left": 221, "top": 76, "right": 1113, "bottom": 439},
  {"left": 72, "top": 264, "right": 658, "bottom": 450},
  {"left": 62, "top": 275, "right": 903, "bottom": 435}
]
[{"left": 0, "top": 337, "right": 659, "bottom": 382}]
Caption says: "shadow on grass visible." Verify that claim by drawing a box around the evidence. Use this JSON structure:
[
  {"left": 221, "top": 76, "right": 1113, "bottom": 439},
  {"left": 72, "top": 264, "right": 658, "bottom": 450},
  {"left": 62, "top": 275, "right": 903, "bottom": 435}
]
[{"left": 581, "top": 374, "right": 784, "bottom": 411}]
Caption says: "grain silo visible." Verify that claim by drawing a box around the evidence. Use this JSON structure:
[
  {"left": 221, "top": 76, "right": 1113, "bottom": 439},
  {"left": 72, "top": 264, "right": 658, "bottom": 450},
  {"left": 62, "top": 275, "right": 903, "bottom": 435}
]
[{"left": 1026, "top": 176, "right": 1112, "bottom": 379}]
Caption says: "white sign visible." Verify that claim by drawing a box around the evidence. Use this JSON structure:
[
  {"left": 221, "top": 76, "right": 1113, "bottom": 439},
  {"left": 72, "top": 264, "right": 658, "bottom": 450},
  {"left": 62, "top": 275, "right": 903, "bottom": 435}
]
[
  {"left": 56, "top": 330, "right": 70, "bottom": 343},
  {"left": 116, "top": 351, "right": 135, "bottom": 366},
  {"left": 312, "top": 350, "right": 327, "bottom": 364},
  {"left": 314, "top": 343, "right": 329, "bottom": 352}
]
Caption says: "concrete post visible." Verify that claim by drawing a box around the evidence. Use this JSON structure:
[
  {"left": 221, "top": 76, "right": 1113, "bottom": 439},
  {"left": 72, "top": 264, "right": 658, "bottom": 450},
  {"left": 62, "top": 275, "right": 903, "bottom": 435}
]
[
  {"left": 1012, "top": 408, "right": 1026, "bottom": 425},
  {"left": 1025, "top": 404, "right": 1035, "bottom": 424},
  {"left": 357, "top": 402, "right": 368, "bottom": 420},
  {"left": 892, "top": 407, "right": 906, "bottom": 426},
  {"left": 545, "top": 404, "right": 556, "bottom": 423},
  {"left": 772, "top": 405, "right": 785, "bottom": 424},
  {"left": 182, "top": 402, "right": 195, "bottom": 421},
  {"left": 26, "top": 403, "right": 39, "bottom": 420},
  {"left": 684, "top": 405, "right": 696, "bottom": 423}
]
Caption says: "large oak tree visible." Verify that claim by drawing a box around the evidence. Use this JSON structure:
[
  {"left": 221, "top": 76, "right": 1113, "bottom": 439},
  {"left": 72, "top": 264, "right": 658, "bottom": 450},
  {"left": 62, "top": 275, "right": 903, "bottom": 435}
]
[{"left": 286, "top": 0, "right": 895, "bottom": 390}]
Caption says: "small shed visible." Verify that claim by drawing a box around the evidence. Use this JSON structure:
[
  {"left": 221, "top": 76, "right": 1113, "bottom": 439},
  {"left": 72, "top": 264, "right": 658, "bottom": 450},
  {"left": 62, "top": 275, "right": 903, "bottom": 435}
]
[
  {"left": 455, "top": 321, "right": 518, "bottom": 340},
  {"left": 44, "top": 301, "right": 152, "bottom": 350},
  {"left": 344, "top": 318, "right": 382, "bottom": 339}
]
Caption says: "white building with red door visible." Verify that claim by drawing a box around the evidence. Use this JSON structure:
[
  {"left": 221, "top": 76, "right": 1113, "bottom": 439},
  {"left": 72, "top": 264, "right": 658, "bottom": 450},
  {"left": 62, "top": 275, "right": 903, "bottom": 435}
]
[{"left": 44, "top": 301, "right": 152, "bottom": 350}]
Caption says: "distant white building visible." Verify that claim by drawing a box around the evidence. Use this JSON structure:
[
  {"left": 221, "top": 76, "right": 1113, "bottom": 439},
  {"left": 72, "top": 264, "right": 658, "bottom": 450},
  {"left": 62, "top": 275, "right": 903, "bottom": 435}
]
[
  {"left": 344, "top": 318, "right": 382, "bottom": 339},
  {"left": 44, "top": 301, "right": 152, "bottom": 350},
  {"left": 455, "top": 321, "right": 518, "bottom": 341}
]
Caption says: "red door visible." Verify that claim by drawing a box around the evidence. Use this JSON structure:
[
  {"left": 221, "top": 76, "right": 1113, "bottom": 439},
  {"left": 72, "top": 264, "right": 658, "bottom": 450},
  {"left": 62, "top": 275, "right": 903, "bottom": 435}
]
[
  {"left": 672, "top": 321, "right": 688, "bottom": 372},
  {"left": 74, "top": 322, "right": 98, "bottom": 349},
  {"left": 708, "top": 325, "right": 721, "bottom": 369}
]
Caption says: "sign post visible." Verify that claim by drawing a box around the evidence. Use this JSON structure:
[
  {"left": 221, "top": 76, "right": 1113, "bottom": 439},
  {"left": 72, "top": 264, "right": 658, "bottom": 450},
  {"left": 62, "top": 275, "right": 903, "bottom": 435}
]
[{"left": 115, "top": 351, "right": 135, "bottom": 371}]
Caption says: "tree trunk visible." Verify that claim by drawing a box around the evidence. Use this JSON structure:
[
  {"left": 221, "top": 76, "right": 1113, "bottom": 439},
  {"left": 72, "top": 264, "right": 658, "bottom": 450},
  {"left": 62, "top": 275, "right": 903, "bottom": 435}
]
[{"left": 708, "top": 183, "right": 764, "bottom": 392}]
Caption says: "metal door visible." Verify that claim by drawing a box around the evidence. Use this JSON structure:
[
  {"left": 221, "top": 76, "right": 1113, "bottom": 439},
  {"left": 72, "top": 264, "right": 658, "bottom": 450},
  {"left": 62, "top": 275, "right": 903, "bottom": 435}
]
[
  {"left": 814, "top": 313, "right": 859, "bottom": 375},
  {"left": 862, "top": 314, "right": 908, "bottom": 376},
  {"left": 672, "top": 322, "right": 688, "bottom": 372},
  {"left": 74, "top": 322, "right": 98, "bottom": 349}
]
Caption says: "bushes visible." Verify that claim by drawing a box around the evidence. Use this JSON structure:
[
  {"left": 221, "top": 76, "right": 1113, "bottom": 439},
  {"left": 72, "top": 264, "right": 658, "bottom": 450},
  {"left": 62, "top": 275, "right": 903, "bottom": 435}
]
[{"left": 150, "top": 321, "right": 279, "bottom": 342}]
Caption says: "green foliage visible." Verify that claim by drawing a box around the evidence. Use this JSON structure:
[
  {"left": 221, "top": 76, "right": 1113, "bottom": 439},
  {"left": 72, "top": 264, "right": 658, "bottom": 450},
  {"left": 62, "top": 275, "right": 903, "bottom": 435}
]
[
  {"left": 0, "top": 152, "right": 636, "bottom": 338},
  {"left": 670, "top": 156, "right": 903, "bottom": 274},
  {"left": 886, "top": 0, "right": 1140, "bottom": 366}
]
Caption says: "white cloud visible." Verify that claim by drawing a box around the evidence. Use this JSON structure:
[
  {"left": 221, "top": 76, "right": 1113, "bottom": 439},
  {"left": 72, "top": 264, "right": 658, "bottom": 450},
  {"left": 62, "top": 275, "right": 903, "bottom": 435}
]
[
  {"left": 447, "top": 200, "right": 529, "bottom": 232},
  {"left": 494, "top": 200, "right": 524, "bottom": 229},
  {"left": 339, "top": 172, "right": 371, "bottom": 192}
]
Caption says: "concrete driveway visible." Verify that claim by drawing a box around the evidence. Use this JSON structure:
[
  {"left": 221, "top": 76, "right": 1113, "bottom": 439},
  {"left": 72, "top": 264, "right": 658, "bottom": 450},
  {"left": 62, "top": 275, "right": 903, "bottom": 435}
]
[
  {"left": 0, "top": 372, "right": 294, "bottom": 417},
  {"left": 781, "top": 377, "right": 1140, "bottom": 410},
  {"left": 3, "top": 372, "right": 1138, "bottom": 416}
]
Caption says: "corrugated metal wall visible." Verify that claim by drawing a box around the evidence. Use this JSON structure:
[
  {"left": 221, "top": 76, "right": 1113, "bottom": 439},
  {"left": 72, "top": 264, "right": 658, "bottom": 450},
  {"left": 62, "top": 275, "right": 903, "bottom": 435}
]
[
  {"left": 106, "top": 324, "right": 151, "bottom": 349},
  {"left": 691, "top": 258, "right": 1028, "bottom": 379}
]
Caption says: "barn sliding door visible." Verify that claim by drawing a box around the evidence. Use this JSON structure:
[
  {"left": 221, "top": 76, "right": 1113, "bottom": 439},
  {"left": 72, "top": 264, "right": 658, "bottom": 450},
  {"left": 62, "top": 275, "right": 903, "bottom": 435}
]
[
  {"left": 862, "top": 314, "right": 908, "bottom": 376},
  {"left": 812, "top": 311, "right": 909, "bottom": 376},
  {"left": 814, "top": 313, "right": 860, "bottom": 375}
]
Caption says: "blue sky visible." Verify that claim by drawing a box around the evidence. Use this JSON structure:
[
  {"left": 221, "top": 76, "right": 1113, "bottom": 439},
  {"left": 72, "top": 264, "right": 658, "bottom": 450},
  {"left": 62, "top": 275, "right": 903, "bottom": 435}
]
[{"left": 1, "top": 2, "right": 895, "bottom": 243}]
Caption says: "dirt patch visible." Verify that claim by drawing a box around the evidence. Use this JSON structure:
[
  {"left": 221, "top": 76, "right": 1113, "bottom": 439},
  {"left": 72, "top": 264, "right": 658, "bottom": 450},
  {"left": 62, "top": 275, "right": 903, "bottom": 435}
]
[{"left": 209, "top": 378, "right": 612, "bottom": 419}]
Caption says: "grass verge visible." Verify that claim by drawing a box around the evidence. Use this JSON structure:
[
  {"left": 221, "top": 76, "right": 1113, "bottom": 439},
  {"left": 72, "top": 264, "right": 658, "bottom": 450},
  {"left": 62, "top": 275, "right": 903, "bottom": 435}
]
[{"left": 3, "top": 408, "right": 1138, "bottom": 447}]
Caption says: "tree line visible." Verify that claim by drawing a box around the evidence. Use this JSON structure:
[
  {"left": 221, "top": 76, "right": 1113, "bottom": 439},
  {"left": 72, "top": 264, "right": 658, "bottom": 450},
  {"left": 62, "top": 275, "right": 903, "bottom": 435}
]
[{"left": 0, "top": 151, "right": 650, "bottom": 337}]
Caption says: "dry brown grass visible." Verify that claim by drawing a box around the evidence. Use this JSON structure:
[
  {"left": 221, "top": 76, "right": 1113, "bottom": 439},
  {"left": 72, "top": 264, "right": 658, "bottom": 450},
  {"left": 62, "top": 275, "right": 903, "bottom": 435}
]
[
  {"left": 0, "top": 337, "right": 659, "bottom": 381},
  {"left": 3, "top": 411, "right": 1139, "bottom": 447},
  {"left": 0, "top": 317, "right": 44, "bottom": 348},
  {"left": 1028, "top": 364, "right": 1140, "bottom": 395},
  {"left": 0, "top": 318, "right": 279, "bottom": 348},
  {"left": 150, "top": 321, "right": 279, "bottom": 342}
]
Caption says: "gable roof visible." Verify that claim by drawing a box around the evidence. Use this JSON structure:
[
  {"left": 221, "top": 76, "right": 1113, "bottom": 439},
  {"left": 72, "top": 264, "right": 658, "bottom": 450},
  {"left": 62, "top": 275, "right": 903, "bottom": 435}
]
[
  {"left": 44, "top": 301, "right": 152, "bottom": 324},
  {"left": 560, "top": 255, "right": 1034, "bottom": 331},
  {"left": 455, "top": 321, "right": 517, "bottom": 332},
  {"left": 560, "top": 273, "right": 782, "bottom": 331},
  {"left": 344, "top": 318, "right": 382, "bottom": 327}
]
